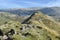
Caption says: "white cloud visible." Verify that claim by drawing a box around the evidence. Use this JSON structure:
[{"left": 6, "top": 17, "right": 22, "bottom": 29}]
[
  {"left": 16, "top": 1, "right": 40, "bottom": 5},
  {"left": 43, "top": 0, "right": 60, "bottom": 7},
  {"left": 0, "top": 0, "right": 60, "bottom": 8}
]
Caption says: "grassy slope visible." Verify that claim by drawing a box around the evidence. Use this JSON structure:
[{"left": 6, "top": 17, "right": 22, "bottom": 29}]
[{"left": 0, "top": 12, "right": 60, "bottom": 40}]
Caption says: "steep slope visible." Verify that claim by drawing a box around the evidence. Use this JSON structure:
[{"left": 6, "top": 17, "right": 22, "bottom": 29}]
[
  {"left": 0, "top": 11, "right": 60, "bottom": 40},
  {"left": 22, "top": 12, "right": 60, "bottom": 40},
  {"left": 0, "top": 12, "right": 59, "bottom": 40},
  {"left": 26, "top": 12, "right": 60, "bottom": 34}
]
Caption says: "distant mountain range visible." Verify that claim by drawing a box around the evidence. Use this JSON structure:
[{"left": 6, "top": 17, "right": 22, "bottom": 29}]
[
  {"left": 0, "top": 7, "right": 60, "bottom": 21},
  {"left": 0, "top": 7, "right": 60, "bottom": 16}
]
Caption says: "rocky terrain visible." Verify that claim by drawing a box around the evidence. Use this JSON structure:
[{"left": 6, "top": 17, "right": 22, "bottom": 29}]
[{"left": 0, "top": 11, "right": 60, "bottom": 40}]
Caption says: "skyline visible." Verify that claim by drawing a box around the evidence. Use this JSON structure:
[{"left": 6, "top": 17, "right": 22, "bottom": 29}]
[{"left": 0, "top": 0, "right": 60, "bottom": 8}]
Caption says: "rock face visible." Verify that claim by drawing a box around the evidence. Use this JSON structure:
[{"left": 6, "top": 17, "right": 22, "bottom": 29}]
[
  {"left": 0, "top": 12, "right": 60, "bottom": 40},
  {"left": 0, "top": 29, "right": 3, "bottom": 36},
  {"left": 3, "top": 35, "right": 8, "bottom": 40},
  {"left": 6, "top": 29, "right": 15, "bottom": 35}
]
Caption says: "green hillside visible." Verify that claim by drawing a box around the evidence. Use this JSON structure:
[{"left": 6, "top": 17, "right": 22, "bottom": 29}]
[{"left": 0, "top": 12, "right": 60, "bottom": 40}]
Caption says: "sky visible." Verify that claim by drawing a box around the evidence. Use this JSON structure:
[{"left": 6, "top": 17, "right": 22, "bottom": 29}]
[{"left": 0, "top": 0, "right": 60, "bottom": 8}]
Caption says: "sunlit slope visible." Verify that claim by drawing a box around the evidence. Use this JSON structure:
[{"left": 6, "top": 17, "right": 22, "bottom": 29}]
[
  {"left": 0, "top": 20, "right": 60, "bottom": 40},
  {"left": 0, "top": 12, "right": 60, "bottom": 40}
]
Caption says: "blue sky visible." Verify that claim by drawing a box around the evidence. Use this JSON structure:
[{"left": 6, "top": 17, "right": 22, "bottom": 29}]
[{"left": 0, "top": 0, "right": 60, "bottom": 8}]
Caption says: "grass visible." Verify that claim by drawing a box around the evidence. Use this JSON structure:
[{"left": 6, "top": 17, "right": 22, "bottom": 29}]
[{"left": 0, "top": 12, "right": 60, "bottom": 40}]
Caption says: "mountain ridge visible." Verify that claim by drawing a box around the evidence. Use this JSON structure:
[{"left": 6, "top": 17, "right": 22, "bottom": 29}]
[
  {"left": 0, "top": 7, "right": 60, "bottom": 40},
  {"left": 0, "top": 7, "right": 60, "bottom": 21}
]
